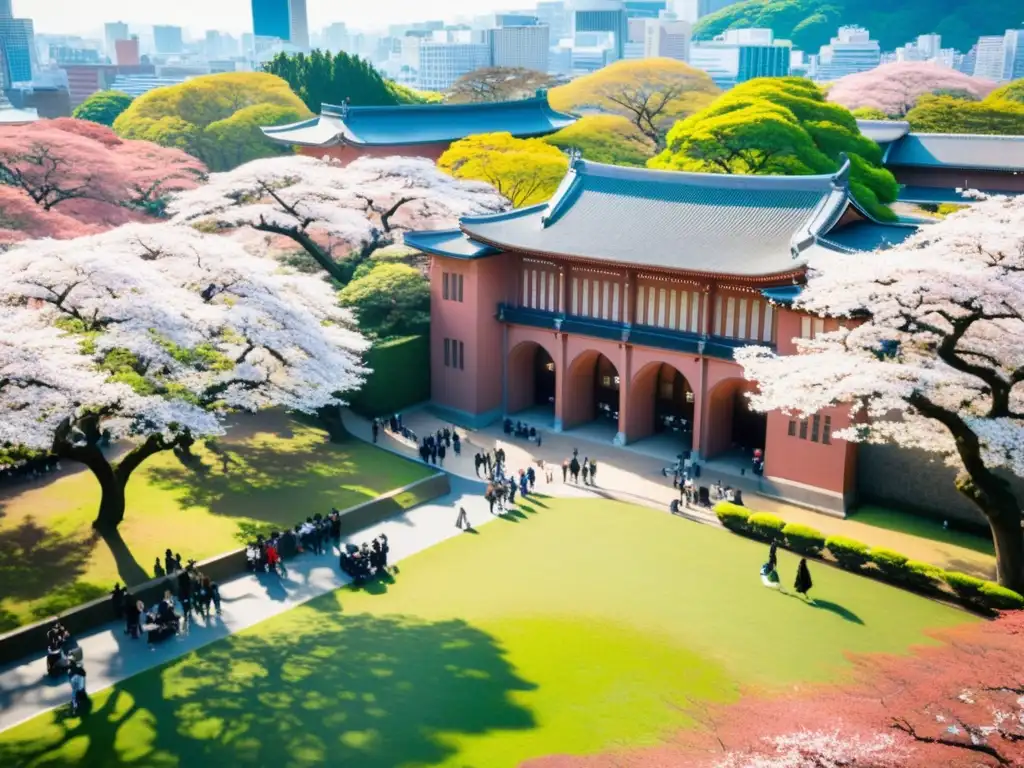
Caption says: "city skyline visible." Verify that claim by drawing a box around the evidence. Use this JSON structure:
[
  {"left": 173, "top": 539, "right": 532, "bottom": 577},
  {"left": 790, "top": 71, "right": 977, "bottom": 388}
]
[{"left": 21, "top": 0, "right": 523, "bottom": 37}]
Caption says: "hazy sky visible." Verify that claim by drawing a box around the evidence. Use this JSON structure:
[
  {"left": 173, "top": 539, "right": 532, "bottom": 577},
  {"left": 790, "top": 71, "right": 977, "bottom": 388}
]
[{"left": 22, "top": 0, "right": 510, "bottom": 37}]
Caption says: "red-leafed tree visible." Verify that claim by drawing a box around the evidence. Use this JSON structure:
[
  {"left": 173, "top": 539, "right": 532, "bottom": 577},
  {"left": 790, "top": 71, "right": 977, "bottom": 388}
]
[
  {"left": 0, "top": 118, "right": 206, "bottom": 247},
  {"left": 525, "top": 612, "right": 1024, "bottom": 768}
]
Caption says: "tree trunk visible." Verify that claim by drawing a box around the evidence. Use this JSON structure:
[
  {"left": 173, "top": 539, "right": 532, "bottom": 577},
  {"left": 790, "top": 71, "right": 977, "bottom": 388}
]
[
  {"left": 90, "top": 454, "right": 128, "bottom": 531},
  {"left": 988, "top": 508, "right": 1024, "bottom": 593},
  {"left": 317, "top": 405, "right": 349, "bottom": 443}
]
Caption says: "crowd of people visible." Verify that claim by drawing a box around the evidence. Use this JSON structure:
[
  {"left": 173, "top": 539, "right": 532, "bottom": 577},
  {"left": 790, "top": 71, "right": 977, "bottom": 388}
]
[
  {"left": 339, "top": 535, "right": 390, "bottom": 586},
  {"left": 560, "top": 450, "right": 597, "bottom": 485},
  {"left": 503, "top": 418, "right": 542, "bottom": 445},
  {"left": 415, "top": 426, "right": 461, "bottom": 466}
]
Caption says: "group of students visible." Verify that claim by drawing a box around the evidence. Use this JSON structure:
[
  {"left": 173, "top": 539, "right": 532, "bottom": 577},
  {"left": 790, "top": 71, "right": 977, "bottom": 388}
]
[
  {"left": 112, "top": 561, "right": 224, "bottom": 644},
  {"left": 339, "top": 534, "right": 390, "bottom": 586},
  {"left": 502, "top": 418, "right": 541, "bottom": 445},
  {"left": 416, "top": 427, "right": 461, "bottom": 466},
  {"left": 45, "top": 622, "right": 90, "bottom": 715},
  {"left": 560, "top": 451, "right": 597, "bottom": 485},
  {"left": 760, "top": 541, "right": 814, "bottom": 599}
]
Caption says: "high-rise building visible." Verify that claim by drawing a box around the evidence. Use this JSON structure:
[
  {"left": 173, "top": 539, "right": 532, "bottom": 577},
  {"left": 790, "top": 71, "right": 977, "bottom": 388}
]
[
  {"left": 697, "top": 0, "right": 743, "bottom": 17},
  {"left": 153, "top": 25, "right": 183, "bottom": 54},
  {"left": 417, "top": 36, "right": 491, "bottom": 90},
  {"left": 115, "top": 37, "right": 140, "bottom": 66},
  {"left": 1002, "top": 29, "right": 1024, "bottom": 82},
  {"left": 0, "top": 1, "right": 10, "bottom": 17},
  {"left": 624, "top": 1, "right": 668, "bottom": 18},
  {"left": 0, "top": 10, "right": 35, "bottom": 84},
  {"left": 324, "top": 22, "right": 349, "bottom": 53},
  {"left": 812, "top": 26, "right": 880, "bottom": 81},
  {"left": 490, "top": 24, "right": 550, "bottom": 72},
  {"left": 494, "top": 13, "right": 540, "bottom": 27},
  {"left": 104, "top": 21, "right": 129, "bottom": 58},
  {"left": 572, "top": 0, "right": 628, "bottom": 60},
  {"left": 536, "top": 2, "right": 570, "bottom": 42},
  {"left": 642, "top": 18, "right": 690, "bottom": 61},
  {"left": 288, "top": 0, "right": 309, "bottom": 52},
  {"left": 250, "top": 0, "right": 307, "bottom": 52},
  {"left": 690, "top": 29, "right": 788, "bottom": 87},
  {"left": 973, "top": 35, "right": 1005, "bottom": 80}
]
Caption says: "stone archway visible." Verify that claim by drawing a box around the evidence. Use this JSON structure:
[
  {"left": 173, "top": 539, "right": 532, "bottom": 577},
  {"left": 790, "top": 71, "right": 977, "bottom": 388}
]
[
  {"left": 704, "top": 378, "right": 766, "bottom": 459},
  {"left": 564, "top": 350, "right": 620, "bottom": 430},
  {"left": 626, "top": 361, "right": 696, "bottom": 445},
  {"left": 507, "top": 341, "right": 557, "bottom": 415}
]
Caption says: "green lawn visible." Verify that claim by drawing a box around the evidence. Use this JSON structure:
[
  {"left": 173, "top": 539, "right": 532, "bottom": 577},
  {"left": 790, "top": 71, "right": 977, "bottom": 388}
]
[
  {"left": 0, "top": 497, "right": 975, "bottom": 768},
  {"left": 852, "top": 504, "right": 995, "bottom": 556},
  {"left": 0, "top": 410, "right": 432, "bottom": 632}
]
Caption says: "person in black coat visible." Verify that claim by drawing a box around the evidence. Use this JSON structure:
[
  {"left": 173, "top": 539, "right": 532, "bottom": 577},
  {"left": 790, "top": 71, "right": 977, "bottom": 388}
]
[
  {"left": 767, "top": 541, "right": 778, "bottom": 572},
  {"left": 438, "top": 443, "right": 446, "bottom": 466},
  {"left": 794, "top": 558, "right": 813, "bottom": 600}
]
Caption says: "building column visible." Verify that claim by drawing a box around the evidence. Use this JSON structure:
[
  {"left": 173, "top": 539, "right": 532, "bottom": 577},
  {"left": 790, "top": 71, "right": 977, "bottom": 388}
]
[
  {"left": 552, "top": 331, "right": 568, "bottom": 432},
  {"left": 615, "top": 342, "right": 632, "bottom": 446},
  {"left": 559, "top": 266, "right": 568, "bottom": 315},
  {"left": 625, "top": 269, "right": 638, "bottom": 326},
  {"left": 500, "top": 323, "right": 509, "bottom": 417},
  {"left": 693, "top": 354, "right": 708, "bottom": 460}
]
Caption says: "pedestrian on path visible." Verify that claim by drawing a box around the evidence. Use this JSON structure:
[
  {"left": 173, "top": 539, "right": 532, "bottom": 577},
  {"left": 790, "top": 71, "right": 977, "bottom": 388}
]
[
  {"left": 562, "top": 459, "right": 568, "bottom": 482},
  {"left": 589, "top": 459, "right": 597, "bottom": 486},
  {"left": 581, "top": 459, "right": 589, "bottom": 485},
  {"left": 455, "top": 506, "right": 471, "bottom": 530},
  {"left": 438, "top": 443, "right": 446, "bottom": 466},
  {"left": 570, "top": 456, "right": 580, "bottom": 483},
  {"left": 371, "top": 420, "right": 379, "bottom": 443},
  {"left": 794, "top": 558, "right": 813, "bottom": 601}
]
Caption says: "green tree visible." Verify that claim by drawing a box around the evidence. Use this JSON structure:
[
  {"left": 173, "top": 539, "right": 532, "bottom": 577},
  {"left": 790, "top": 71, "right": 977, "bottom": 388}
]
[
  {"left": 545, "top": 114, "right": 656, "bottom": 167},
  {"left": 337, "top": 263, "right": 430, "bottom": 338},
  {"left": 906, "top": 92, "right": 1024, "bottom": 136},
  {"left": 71, "top": 90, "right": 133, "bottom": 126},
  {"left": 262, "top": 49, "right": 426, "bottom": 112},
  {"left": 113, "top": 72, "right": 312, "bottom": 170},
  {"left": 650, "top": 77, "right": 899, "bottom": 221},
  {"left": 438, "top": 132, "right": 569, "bottom": 208},
  {"left": 851, "top": 106, "right": 890, "bottom": 120},
  {"left": 202, "top": 103, "right": 306, "bottom": 171},
  {"left": 990, "top": 79, "right": 1024, "bottom": 105},
  {"left": 549, "top": 58, "right": 720, "bottom": 147}
]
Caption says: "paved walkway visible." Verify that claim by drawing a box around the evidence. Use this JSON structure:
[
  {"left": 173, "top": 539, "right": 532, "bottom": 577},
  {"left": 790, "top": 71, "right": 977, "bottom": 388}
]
[{"left": 0, "top": 475, "right": 592, "bottom": 734}]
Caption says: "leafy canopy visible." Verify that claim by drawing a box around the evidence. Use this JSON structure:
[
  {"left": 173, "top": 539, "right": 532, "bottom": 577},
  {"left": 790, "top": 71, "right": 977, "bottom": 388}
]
[
  {"left": 438, "top": 132, "right": 569, "bottom": 208},
  {"left": 548, "top": 58, "right": 720, "bottom": 145},
  {"left": 337, "top": 262, "right": 430, "bottom": 339},
  {"left": 649, "top": 77, "right": 898, "bottom": 221},
  {"left": 827, "top": 62, "right": 996, "bottom": 118},
  {"left": 545, "top": 114, "right": 656, "bottom": 167},
  {"left": 693, "top": 0, "right": 1022, "bottom": 55},
  {"left": 71, "top": 90, "right": 133, "bottom": 127},
  {"left": 113, "top": 72, "right": 312, "bottom": 171},
  {"left": 447, "top": 67, "right": 557, "bottom": 104},
  {"left": 906, "top": 84, "right": 1024, "bottom": 136}
]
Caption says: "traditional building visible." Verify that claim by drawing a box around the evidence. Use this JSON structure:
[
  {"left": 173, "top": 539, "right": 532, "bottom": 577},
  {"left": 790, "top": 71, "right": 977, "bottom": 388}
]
[
  {"left": 406, "top": 156, "right": 919, "bottom": 514},
  {"left": 856, "top": 119, "right": 1024, "bottom": 203},
  {"left": 260, "top": 91, "right": 577, "bottom": 165}
]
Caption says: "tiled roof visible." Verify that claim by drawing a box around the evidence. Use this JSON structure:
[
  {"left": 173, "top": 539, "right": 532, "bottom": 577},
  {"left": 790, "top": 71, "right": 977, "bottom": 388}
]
[
  {"left": 261, "top": 93, "right": 576, "bottom": 148},
  {"left": 458, "top": 159, "right": 854, "bottom": 278},
  {"left": 819, "top": 220, "right": 919, "bottom": 252},
  {"left": 884, "top": 133, "right": 1024, "bottom": 172},
  {"left": 403, "top": 229, "right": 499, "bottom": 259},
  {"left": 856, "top": 119, "right": 911, "bottom": 145}
]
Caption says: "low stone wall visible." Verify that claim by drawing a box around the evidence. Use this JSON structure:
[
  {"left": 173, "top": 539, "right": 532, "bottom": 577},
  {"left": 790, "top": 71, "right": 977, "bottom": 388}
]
[{"left": 0, "top": 472, "right": 450, "bottom": 668}]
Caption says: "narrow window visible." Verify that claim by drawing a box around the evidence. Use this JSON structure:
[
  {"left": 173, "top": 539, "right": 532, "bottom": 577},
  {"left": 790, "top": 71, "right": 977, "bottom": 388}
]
[
  {"left": 531, "top": 270, "right": 538, "bottom": 308},
  {"left": 647, "top": 286, "right": 656, "bottom": 326},
  {"left": 725, "top": 297, "right": 736, "bottom": 337},
  {"left": 811, "top": 414, "right": 820, "bottom": 443},
  {"left": 612, "top": 283, "right": 620, "bottom": 321},
  {"left": 668, "top": 289, "right": 677, "bottom": 329},
  {"left": 637, "top": 286, "right": 645, "bottom": 324},
  {"left": 801, "top": 316, "right": 812, "bottom": 339},
  {"left": 522, "top": 270, "right": 529, "bottom": 306},
  {"left": 679, "top": 290, "right": 688, "bottom": 330},
  {"left": 713, "top": 295, "right": 723, "bottom": 335},
  {"left": 798, "top": 419, "right": 808, "bottom": 440},
  {"left": 603, "top": 281, "right": 611, "bottom": 320},
  {"left": 823, "top": 416, "right": 832, "bottom": 445},
  {"left": 658, "top": 288, "right": 667, "bottom": 327},
  {"left": 459, "top": 341, "right": 465, "bottom": 370},
  {"left": 750, "top": 300, "right": 760, "bottom": 340},
  {"left": 593, "top": 280, "right": 601, "bottom": 318},
  {"left": 443, "top": 272, "right": 449, "bottom": 300},
  {"left": 444, "top": 338, "right": 450, "bottom": 367},
  {"left": 762, "top": 303, "right": 774, "bottom": 342},
  {"left": 788, "top": 419, "right": 796, "bottom": 437},
  {"left": 690, "top": 291, "right": 701, "bottom": 332},
  {"left": 457, "top": 274, "right": 464, "bottom": 302},
  {"left": 538, "top": 270, "right": 546, "bottom": 310},
  {"left": 548, "top": 274, "right": 556, "bottom": 311},
  {"left": 738, "top": 298, "right": 748, "bottom": 338},
  {"left": 582, "top": 278, "right": 590, "bottom": 316},
  {"left": 814, "top": 318, "right": 825, "bottom": 337},
  {"left": 572, "top": 278, "right": 579, "bottom": 314}
]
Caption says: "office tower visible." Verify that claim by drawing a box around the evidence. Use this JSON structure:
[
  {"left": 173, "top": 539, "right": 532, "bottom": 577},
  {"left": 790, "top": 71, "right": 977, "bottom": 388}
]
[
  {"left": 642, "top": 18, "right": 690, "bottom": 61},
  {"left": 571, "top": 0, "right": 628, "bottom": 60},
  {"left": 115, "top": 37, "right": 140, "bottom": 66},
  {"left": 324, "top": 22, "right": 349, "bottom": 53},
  {"left": 690, "top": 29, "right": 788, "bottom": 88},
  {"left": 495, "top": 13, "right": 539, "bottom": 27},
  {"left": 973, "top": 35, "right": 1005, "bottom": 80},
  {"left": 536, "top": 2, "right": 570, "bottom": 42},
  {"left": 104, "top": 21, "right": 129, "bottom": 58},
  {"left": 153, "top": 25, "right": 183, "bottom": 54},
  {"left": 417, "top": 35, "right": 491, "bottom": 91},
  {"left": 491, "top": 24, "right": 550, "bottom": 71},
  {"left": 0, "top": 5, "right": 35, "bottom": 84},
  {"left": 624, "top": 1, "right": 668, "bottom": 18},
  {"left": 812, "top": 26, "right": 880, "bottom": 81},
  {"left": 289, "top": 0, "right": 309, "bottom": 52},
  {"left": 250, "top": 0, "right": 307, "bottom": 51},
  {"left": 1003, "top": 29, "right": 1024, "bottom": 81}
]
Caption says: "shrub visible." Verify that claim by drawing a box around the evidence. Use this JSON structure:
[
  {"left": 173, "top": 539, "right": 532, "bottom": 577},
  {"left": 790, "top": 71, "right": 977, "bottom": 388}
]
[
  {"left": 825, "top": 536, "right": 871, "bottom": 570},
  {"left": 869, "top": 547, "right": 909, "bottom": 581},
  {"left": 904, "top": 559, "right": 944, "bottom": 591},
  {"left": 747, "top": 512, "right": 786, "bottom": 541},
  {"left": 347, "top": 335, "right": 430, "bottom": 417},
  {"left": 977, "top": 582, "right": 1024, "bottom": 611},
  {"left": 715, "top": 502, "right": 751, "bottom": 533},
  {"left": 942, "top": 570, "right": 985, "bottom": 599},
  {"left": 782, "top": 523, "right": 825, "bottom": 556}
]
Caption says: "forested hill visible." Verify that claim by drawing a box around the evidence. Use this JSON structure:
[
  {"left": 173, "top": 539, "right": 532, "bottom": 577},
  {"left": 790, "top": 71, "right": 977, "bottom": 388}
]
[{"left": 693, "top": 0, "right": 1020, "bottom": 55}]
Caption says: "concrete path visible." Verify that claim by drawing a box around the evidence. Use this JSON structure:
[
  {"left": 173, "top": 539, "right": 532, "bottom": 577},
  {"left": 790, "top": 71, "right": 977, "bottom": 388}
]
[{"left": 0, "top": 475, "right": 586, "bottom": 734}]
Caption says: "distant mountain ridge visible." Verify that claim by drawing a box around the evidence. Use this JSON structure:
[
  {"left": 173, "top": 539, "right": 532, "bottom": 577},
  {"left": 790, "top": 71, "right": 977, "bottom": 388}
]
[{"left": 693, "top": 0, "right": 1021, "bottom": 56}]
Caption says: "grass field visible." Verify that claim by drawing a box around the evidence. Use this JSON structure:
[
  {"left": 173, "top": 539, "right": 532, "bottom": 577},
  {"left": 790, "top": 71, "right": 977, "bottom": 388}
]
[
  {"left": 852, "top": 505, "right": 995, "bottom": 556},
  {"left": 0, "top": 411, "right": 432, "bottom": 632},
  {"left": 0, "top": 497, "right": 976, "bottom": 768}
]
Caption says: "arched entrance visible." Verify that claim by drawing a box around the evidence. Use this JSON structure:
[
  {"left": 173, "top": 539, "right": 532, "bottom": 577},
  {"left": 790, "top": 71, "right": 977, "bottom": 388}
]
[
  {"left": 507, "top": 341, "right": 557, "bottom": 418},
  {"left": 704, "top": 379, "right": 767, "bottom": 459},
  {"left": 564, "top": 350, "right": 620, "bottom": 432},
  {"left": 626, "top": 362, "right": 695, "bottom": 453}
]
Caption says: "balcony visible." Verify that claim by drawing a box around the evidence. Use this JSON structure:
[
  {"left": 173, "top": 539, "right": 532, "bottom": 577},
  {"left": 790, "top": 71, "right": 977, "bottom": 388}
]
[{"left": 496, "top": 304, "right": 771, "bottom": 361}]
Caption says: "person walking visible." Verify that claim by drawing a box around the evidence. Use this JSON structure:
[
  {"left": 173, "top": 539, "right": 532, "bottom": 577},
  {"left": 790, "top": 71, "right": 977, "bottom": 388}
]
[
  {"left": 561, "top": 459, "right": 569, "bottom": 482},
  {"left": 455, "top": 506, "right": 471, "bottom": 530},
  {"left": 438, "top": 442, "right": 446, "bottom": 467},
  {"left": 794, "top": 558, "right": 813, "bottom": 600},
  {"left": 768, "top": 540, "right": 778, "bottom": 573},
  {"left": 581, "top": 459, "right": 589, "bottom": 486},
  {"left": 589, "top": 459, "right": 597, "bottom": 486},
  {"left": 371, "top": 419, "right": 379, "bottom": 443}
]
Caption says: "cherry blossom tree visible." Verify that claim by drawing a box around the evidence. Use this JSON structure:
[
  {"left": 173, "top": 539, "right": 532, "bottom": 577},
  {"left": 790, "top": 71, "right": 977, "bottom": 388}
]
[
  {"left": 735, "top": 195, "right": 1024, "bottom": 591},
  {"left": 0, "top": 118, "right": 205, "bottom": 242},
  {"left": 167, "top": 154, "right": 509, "bottom": 282},
  {"left": 0, "top": 223, "right": 368, "bottom": 530},
  {"left": 827, "top": 62, "right": 997, "bottom": 117}
]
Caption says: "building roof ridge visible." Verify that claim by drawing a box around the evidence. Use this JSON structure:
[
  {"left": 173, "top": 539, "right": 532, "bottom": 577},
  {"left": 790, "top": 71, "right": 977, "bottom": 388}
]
[
  {"left": 321, "top": 92, "right": 568, "bottom": 117},
  {"left": 568, "top": 157, "right": 849, "bottom": 191}
]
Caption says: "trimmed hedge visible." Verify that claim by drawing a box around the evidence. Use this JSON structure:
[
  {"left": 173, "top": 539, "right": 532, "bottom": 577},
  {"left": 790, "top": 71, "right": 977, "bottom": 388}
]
[
  {"left": 713, "top": 502, "right": 1024, "bottom": 614},
  {"left": 347, "top": 335, "right": 430, "bottom": 417},
  {"left": 825, "top": 536, "right": 871, "bottom": 570},
  {"left": 782, "top": 523, "right": 825, "bottom": 556},
  {"left": 715, "top": 502, "right": 751, "bottom": 533},
  {"left": 869, "top": 547, "right": 909, "bottom": 580},
  {"left": 747, "top": 512, "right": 786, "bottom": 541}
]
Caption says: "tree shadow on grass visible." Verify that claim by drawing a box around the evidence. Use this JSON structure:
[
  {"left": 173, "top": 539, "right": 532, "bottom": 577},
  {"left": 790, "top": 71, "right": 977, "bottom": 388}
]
[
  {"left": 0, "top": 598, "right": 539, "bottom": 768},
  {"left": 0, "top": 516, "right": 96, "bottom": 604},
  {"left": 97, "top": 527, "right": 152, "bottom": 588}
]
